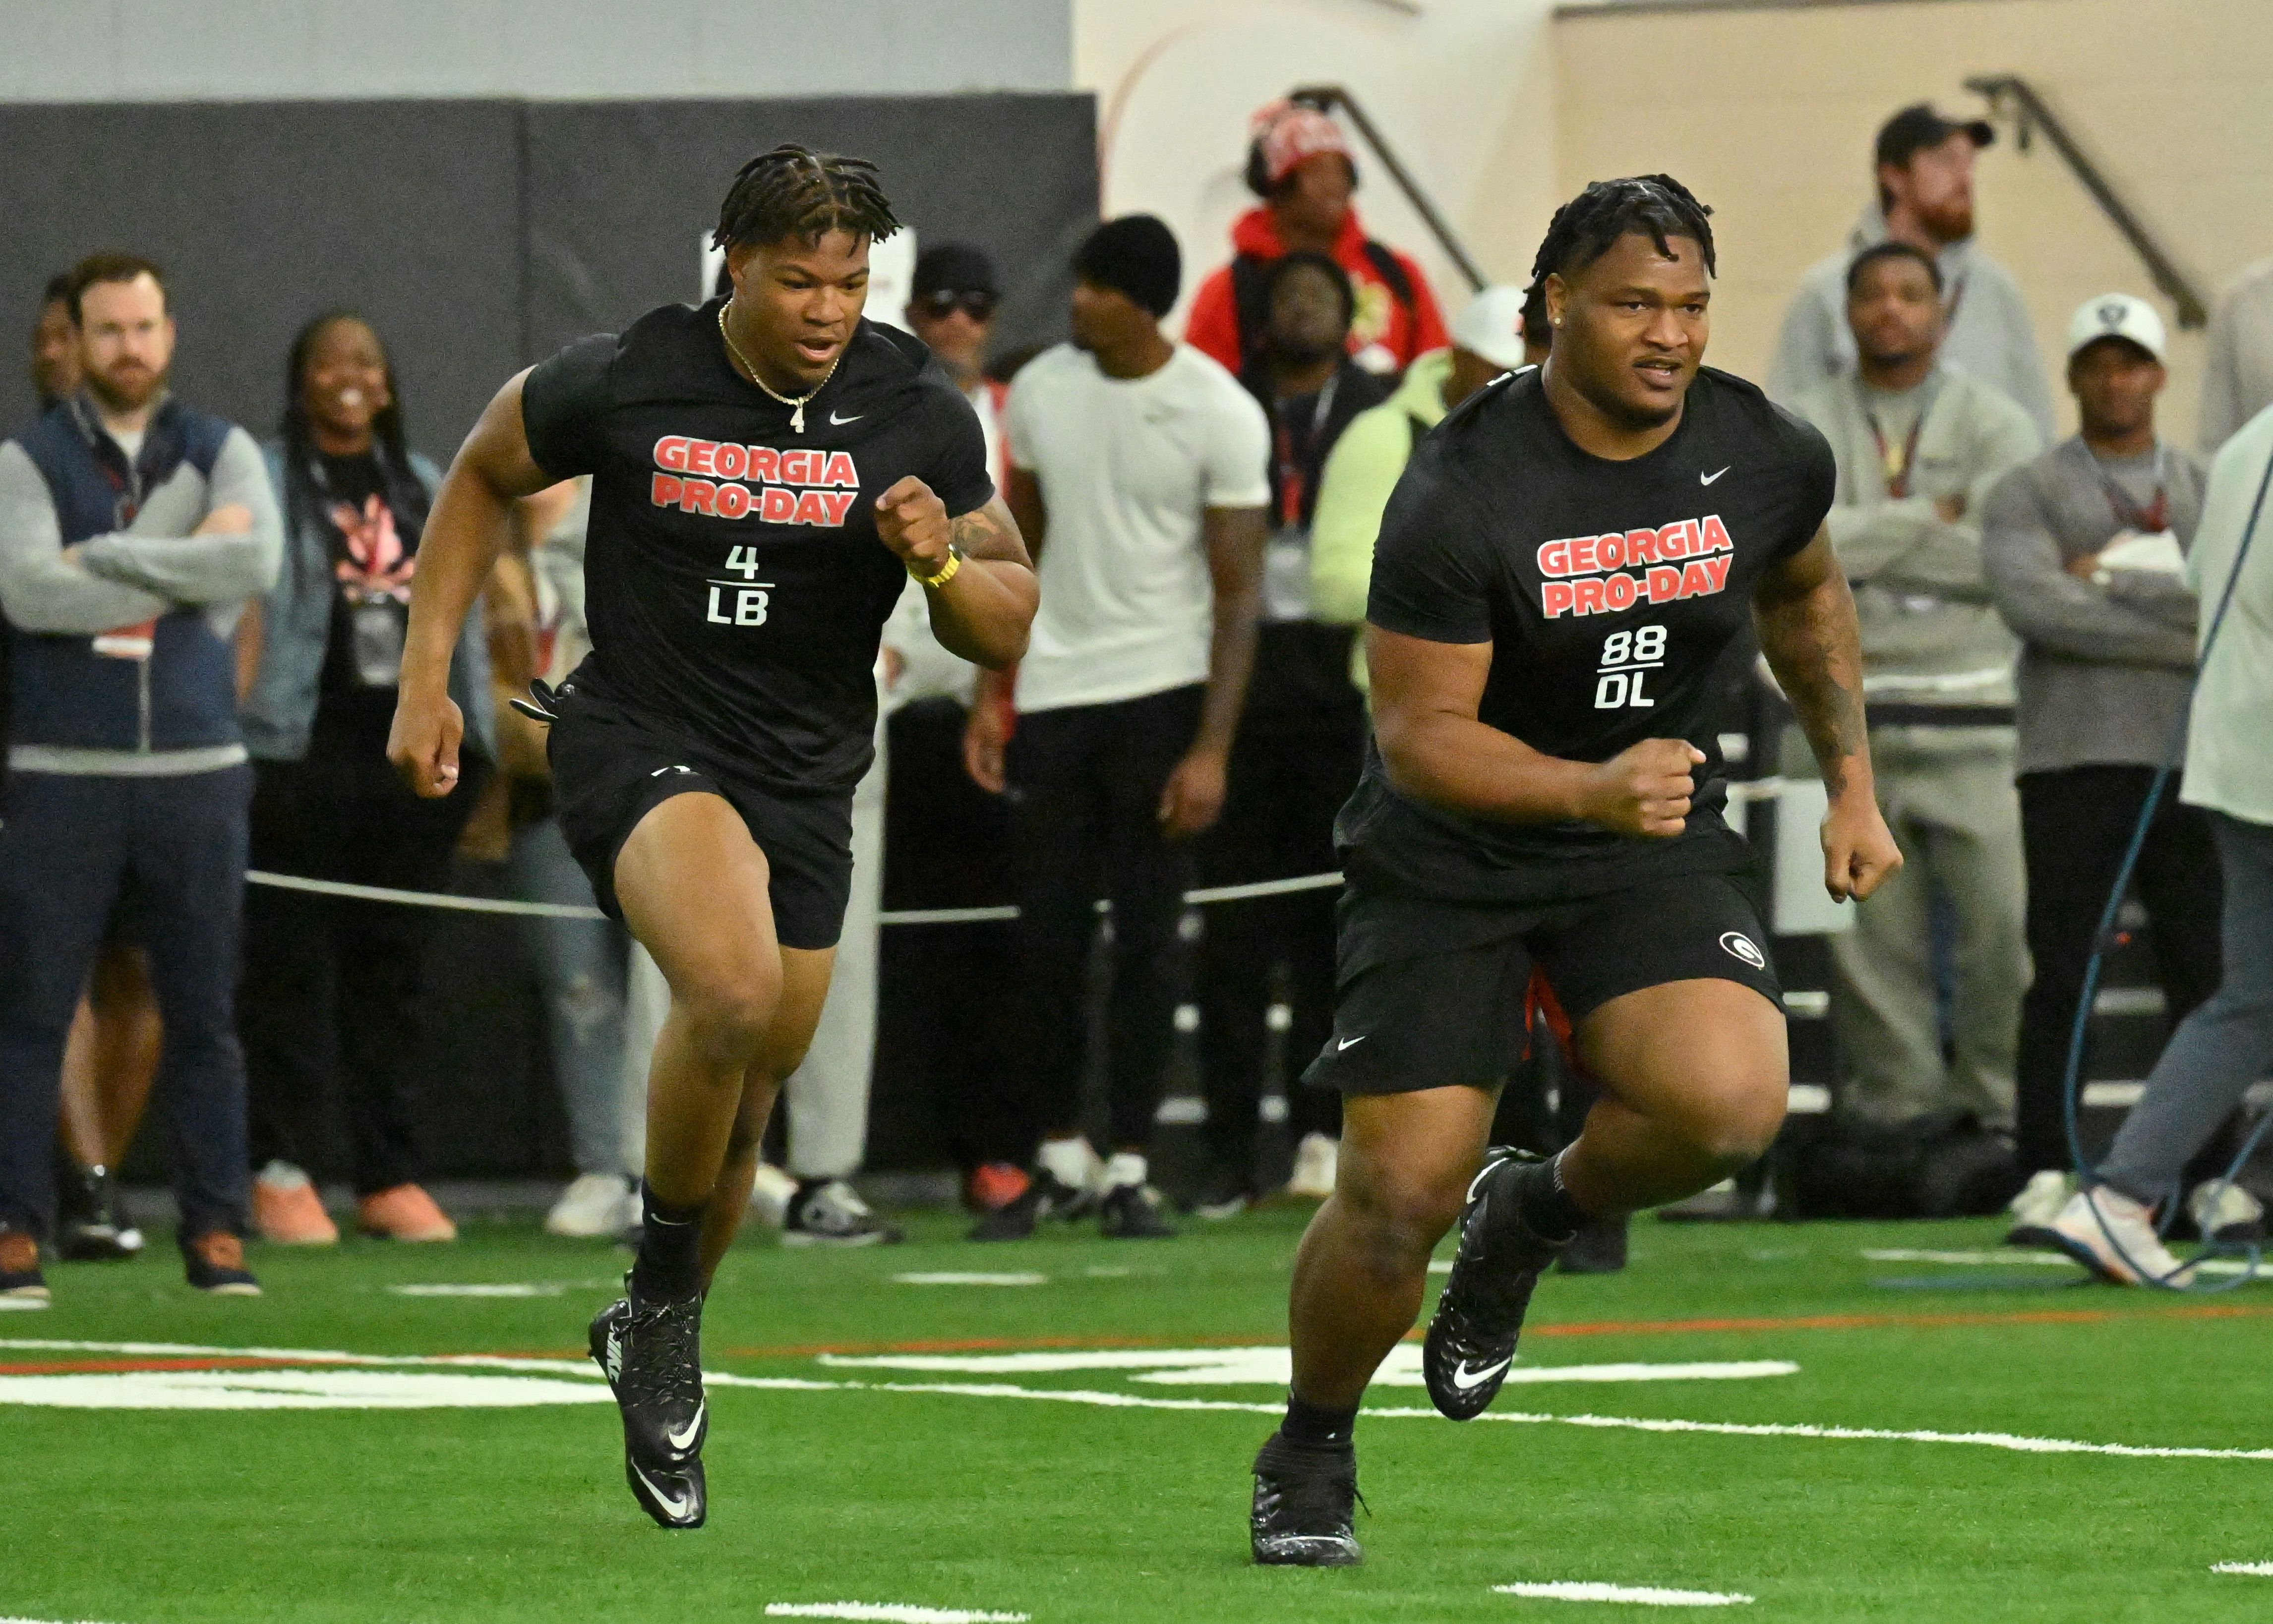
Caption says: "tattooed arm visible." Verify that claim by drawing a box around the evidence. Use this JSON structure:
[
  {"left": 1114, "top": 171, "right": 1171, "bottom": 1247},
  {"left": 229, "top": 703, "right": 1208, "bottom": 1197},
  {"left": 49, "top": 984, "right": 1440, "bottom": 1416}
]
[
  {"left": 873, "top": 484, "right": 1037, "bottom": 669},
  {"left": 1752, "top": 524, "right": 1903, "bottom": 902}
]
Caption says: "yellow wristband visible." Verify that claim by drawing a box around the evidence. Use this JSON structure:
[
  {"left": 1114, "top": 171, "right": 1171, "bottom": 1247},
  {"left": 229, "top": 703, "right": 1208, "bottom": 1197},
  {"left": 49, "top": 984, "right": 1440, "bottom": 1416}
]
[{"left": 909, "top": 544, "right": 963, "bottom": 589}]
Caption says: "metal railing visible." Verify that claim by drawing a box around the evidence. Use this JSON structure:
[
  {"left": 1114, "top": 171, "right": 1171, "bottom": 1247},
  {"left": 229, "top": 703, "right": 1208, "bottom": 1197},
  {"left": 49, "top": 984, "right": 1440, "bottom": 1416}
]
[
  {"left": 1965, "top": 73, "right": 2208, "bottom": 329},
  {"left": 1286, "top": 84, "right": 1490, "bottom": 292}
]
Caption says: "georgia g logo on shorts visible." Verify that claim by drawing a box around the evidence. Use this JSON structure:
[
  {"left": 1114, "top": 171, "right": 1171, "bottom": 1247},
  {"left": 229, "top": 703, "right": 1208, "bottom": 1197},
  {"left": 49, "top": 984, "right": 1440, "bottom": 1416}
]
[{"left": 1719, "top": 930, "right": 1766, "bottom": 971}]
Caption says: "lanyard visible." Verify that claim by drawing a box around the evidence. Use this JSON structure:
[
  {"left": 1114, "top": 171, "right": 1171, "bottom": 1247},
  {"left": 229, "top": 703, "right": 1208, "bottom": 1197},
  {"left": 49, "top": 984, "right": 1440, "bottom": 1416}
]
[
  {"left": 1274, "top": 374, "right": 1339, "bottom": 529},
  {"left": 1863, "top": 402, "right": 1927, "bottom": 499},
  {"left": 2094, "top": 444, "right": 2170, "bottom": 533}
]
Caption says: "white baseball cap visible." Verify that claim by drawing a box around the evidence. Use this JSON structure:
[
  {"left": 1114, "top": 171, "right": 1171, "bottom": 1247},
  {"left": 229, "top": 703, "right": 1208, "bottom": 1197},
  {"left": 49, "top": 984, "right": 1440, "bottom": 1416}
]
[
  {"left": 2066, "top": 293, "right": 2166, "bottom": 363},
  {"left": 1450, "top": 285, "right": 1532, "bottom": 372}
]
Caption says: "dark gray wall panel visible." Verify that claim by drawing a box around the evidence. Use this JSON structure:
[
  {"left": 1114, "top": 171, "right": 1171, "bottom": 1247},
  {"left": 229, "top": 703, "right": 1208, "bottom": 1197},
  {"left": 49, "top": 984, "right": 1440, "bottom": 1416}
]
[
  {"left": 524, "top": 94, "right": 1097, "bottom": 370},
  {"left": 0, "top": 101, "right": 524, "bottom": 463}
]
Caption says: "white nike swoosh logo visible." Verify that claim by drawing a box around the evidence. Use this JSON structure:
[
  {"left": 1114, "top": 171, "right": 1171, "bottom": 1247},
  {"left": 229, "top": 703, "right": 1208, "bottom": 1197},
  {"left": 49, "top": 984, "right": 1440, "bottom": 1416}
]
[
  {"left": 1451, "top": 1357, "right": 1512, "bottom": 1391},
  {"left": 829, "top": 409, "right": 863, "bottom": 424},
  {"left": 1336, "top": 1035, "right": 1366, "bottom": 1051},
  {"left": 1466, "top": 1155, "right": 1512, "bottom": 1204},
  {"left": 630, "top": 1460, "right": 693, "bottom": 1519},
  {"left": 1700, "top": 466, "right": 1730, "bottom": 485},
  {"left": 664, "top": 1402, "right": 705, "bottom": 1453}
]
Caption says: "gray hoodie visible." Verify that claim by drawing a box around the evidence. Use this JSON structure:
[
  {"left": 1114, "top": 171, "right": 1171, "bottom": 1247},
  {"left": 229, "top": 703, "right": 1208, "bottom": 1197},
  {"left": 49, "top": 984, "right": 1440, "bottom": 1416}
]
[
  {"left": 1794, "top": 363, "right": 2041, "bottom": 712},
  {"left": 1771, "top": 203, "right": 2056, "bottom": 443}
]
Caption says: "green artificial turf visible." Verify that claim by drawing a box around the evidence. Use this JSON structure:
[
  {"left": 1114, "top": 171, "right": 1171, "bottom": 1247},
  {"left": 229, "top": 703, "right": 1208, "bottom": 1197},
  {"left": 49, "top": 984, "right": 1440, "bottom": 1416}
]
[{"left": 6, "top": 1207, "right": 2272, "bottom": 1623}]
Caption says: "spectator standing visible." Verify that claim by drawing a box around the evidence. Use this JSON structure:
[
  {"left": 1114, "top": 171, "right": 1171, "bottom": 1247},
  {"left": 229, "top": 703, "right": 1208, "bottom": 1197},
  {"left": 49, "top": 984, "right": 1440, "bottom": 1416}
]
[
  {"left": 0, "top": 253, "right": 280, "bottom": 1299},
  {"left": 965, "top": 216, "right": 1270, "bottom": 1240},
  {"left": 1985, "top": 296, "right": 2237, "bottom": 1235},
  {"left": 1772, "top": 104, "right": 2054, "bottom": 441},
  {"left": 1791, "top": 241, "right": 2040, "bottom": 1136},
  {"left": 2199, "top": 256, "right": 2273, "bottom": 453},
  {"left": 1310, "top": 283, "right": 1539, "bottom": 691},
  {"left": 29, "top": 277, "right": 78, "bottom": 407},
  {"left": 1184, "top": 99, "right": 1449, "bottom": 379},
  {"left": 237, "top": 311, "right": 493, "bottom": 1245},
  {"left": 2034, "top": 399, "right": 2273, "bottom": 1281},
  {"left": 1192, "top": 251, "right": 1388, "bottom": 1216}
]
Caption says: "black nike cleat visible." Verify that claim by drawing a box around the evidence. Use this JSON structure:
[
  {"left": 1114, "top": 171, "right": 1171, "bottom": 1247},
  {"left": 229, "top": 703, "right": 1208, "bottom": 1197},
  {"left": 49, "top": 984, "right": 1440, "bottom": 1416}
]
[
  {"left": 589, "top": 1283, "right": 708, "bottom": 1528},
  {"left": 1250, "top": 1433, "right": 1363, "bottom": 1566},
  {"left": 1423, "top": 1147, "right": 1570, "bottom": 1421}
]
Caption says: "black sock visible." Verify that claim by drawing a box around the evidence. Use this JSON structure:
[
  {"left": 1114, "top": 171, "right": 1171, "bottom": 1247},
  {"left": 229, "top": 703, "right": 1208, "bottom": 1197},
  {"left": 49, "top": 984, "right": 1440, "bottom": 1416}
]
[
  {"left": 1281, "top": 1392, "right": 1359, "bottom": 1449},
  {"left": 631, "top": 1181, "right": 706, "bottom": 1302},
  {"left": 1514, "top": 1150, "right": 1588, "bottom": 1242}
]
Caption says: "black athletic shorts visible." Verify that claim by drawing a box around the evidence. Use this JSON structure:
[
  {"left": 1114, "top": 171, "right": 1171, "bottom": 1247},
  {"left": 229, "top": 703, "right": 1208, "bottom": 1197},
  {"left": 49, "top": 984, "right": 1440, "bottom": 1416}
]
[
  {"left": 547, "top": 689, "right": 855, "bottom": 951},
  {"left": 1303, "top": 869, "right": 1782, "bottom": 1097}
]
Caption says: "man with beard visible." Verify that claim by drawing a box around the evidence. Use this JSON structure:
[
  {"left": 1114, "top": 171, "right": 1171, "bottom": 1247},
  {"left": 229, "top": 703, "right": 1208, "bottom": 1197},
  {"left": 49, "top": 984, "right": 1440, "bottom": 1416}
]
[
  {"left": 1790, "top": 241, "right": 2038, "bottom": 1146},
  {"left": 1772, "top": 104, "right": 2053, "bottom": 441},
  {"left": 0, "top": 253, "right": 282, "bottom": 1302},
  {"left": 1247, "top": 177, "right": 1899, "bottom": 1566}
]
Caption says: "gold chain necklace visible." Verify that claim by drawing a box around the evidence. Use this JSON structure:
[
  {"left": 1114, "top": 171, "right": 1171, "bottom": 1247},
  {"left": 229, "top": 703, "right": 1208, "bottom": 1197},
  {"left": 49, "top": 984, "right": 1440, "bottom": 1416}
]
[{"left": 718, "top": 304, "right": 837, "bottom": 433}]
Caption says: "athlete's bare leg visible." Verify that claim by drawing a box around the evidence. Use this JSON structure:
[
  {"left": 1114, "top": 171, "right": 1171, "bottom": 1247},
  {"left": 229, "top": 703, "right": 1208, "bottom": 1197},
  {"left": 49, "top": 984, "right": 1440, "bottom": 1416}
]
[
  {"left": 1558, "top": 978, "right": 1788, "bottom": 1216},
  {"left": 612, "top": 793, "right": 834, "bottom": 1273},
  {"left": 1287, "top": 1085, "right": 1497, "bottom": 1409},
  {"left": 58, "top": 944, "right": 162, "bottom": 1168}
]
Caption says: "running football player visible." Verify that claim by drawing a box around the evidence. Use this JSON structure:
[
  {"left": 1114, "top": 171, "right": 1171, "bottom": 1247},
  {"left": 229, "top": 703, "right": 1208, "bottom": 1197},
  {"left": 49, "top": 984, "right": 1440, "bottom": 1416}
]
[{"left": 1248, "top": 176, "right": 1901, "bottom": 1565}]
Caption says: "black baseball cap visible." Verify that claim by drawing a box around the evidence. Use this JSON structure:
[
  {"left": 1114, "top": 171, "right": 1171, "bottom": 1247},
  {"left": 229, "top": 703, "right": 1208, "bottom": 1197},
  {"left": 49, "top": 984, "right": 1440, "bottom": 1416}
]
[
  {"left": 1874, "top": 103, "right": 1995, "bottom": 170},
  {"left": 912, "top": 243, "right": 999, "bottom": 300}
]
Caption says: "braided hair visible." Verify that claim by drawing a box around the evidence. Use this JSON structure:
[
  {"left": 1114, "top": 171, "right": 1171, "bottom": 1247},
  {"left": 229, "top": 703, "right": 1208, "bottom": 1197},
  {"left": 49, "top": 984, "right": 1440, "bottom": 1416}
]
[
  {"left": 1529, "top": 175, "right": 1716, "bottom": 288},
  {"left": 712, "top": 144, "right": 901, "bottom": 252},
  {"left": 281, "top": 311, "right": 428, "bottom": 537}
]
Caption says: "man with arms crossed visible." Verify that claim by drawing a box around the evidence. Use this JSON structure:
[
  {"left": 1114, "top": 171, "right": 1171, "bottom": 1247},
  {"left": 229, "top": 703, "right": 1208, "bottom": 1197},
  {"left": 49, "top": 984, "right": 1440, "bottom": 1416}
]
[
  {"left": 1248, "top": 177, "right": 1900, "bottom": 1566},
  {"left": 388, "top": 146, "right": 1036, "bottom": 1529}
]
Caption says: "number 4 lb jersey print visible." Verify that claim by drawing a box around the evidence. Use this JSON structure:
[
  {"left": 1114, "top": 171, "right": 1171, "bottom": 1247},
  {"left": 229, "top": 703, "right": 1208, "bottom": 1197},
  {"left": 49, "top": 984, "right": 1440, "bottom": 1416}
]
[
  {"left": 519, "top": 299, "right": 994, "bottom": 795},
  {"left": 1343, "top": 364, "right": 1836, "bottom": 905}
]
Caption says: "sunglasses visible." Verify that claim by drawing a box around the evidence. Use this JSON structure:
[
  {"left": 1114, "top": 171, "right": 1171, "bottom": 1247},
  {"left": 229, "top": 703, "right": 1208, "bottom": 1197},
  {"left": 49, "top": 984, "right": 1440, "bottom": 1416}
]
[{"left": 911, "top": 289, "right": 998, "bottom": 321}]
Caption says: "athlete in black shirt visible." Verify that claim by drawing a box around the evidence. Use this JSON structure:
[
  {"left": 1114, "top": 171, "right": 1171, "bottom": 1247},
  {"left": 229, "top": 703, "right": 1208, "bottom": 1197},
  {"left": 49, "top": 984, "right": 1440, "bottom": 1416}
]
[
  {"left": 1249, "top": 178, "right": 1900, "bottom": 1566},
  {"left": 387, "top": 146, "right": 1036, "bottom": 1530}
]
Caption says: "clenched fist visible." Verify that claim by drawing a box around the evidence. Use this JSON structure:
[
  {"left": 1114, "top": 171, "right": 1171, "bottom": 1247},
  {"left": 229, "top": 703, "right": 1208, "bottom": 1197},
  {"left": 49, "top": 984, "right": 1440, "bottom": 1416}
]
[
  {"left": 1579, "top": 737, "right": 1706, "bottom": 839},
  {"left": 874, "top": 476, "right": 953, "bottom": 577}
]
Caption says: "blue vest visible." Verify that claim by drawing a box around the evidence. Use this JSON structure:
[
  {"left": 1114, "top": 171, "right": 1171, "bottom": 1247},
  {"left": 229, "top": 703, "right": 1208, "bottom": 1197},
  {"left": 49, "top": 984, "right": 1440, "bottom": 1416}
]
[{"left": 6, "top": 397, "right": 244, "bottom": 753}]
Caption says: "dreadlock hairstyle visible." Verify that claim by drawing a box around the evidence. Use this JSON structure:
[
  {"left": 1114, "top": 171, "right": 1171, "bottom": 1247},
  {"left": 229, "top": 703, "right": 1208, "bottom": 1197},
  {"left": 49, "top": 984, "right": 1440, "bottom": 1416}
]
[
  {"left": 281, "top": 310, "right": 428, "bottom": 540},
  {"left": 1528, "top": 175, "right": 1717, "bottom": 289},
  {"left": 712, "top": 144, "right": 901, "bottom": 253}
]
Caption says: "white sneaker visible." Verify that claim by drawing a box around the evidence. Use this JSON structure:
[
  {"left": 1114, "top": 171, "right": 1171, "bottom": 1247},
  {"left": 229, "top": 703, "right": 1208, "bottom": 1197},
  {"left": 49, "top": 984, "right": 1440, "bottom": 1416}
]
[
  {"left": 544, "top": 1173, "right": 632, "bottom": 1238},
  {"left": 1285, "top": 1133, "right": 1339, "bottom": 1200},
  {"left": 749, "top": 1162, "right": 798, "bottom": 1230},
  {"left": 2045, "top": 1187, "right": 2192, "bottom": 1286},
  {"left": 2188, "top": 1179, "right": 2266, "bottom": 1243},
  {"left": 2005, "top": 1169, "right": 2074, "bottom": 1244}
]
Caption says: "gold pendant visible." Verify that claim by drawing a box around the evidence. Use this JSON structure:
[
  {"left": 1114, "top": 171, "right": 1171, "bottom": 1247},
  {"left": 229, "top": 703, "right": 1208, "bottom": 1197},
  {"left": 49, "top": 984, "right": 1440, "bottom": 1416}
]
[{"left": 790, "top": 403, "right": 805, "bottom": 433}]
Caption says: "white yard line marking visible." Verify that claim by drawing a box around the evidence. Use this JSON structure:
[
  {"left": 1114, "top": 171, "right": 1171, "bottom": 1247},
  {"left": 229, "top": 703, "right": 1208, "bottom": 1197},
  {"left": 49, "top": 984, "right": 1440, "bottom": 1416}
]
[
  {"left": 0, "top": 1370, "right": 611, "bottom": 1409},
  {"left": 764, "top": 1606, "right": 1030, "bottom": 1623},
  {"left": 889, "top": 1272, "right": 1049, "bottom": 1287},
  {"left": 0, "top": 1299, "right": 49, "bottom": 1311},
  {"left": 1862, "top": 1247, "right": 2255, "bottom": 1279},
  {"left": 2213, "top": 1562, "right": 2273, "bottom": 1576},
  {"left": 387, "top": 1283, "right": 569, "bottom": 1298},
  {"left": 819, "top": 1347, "right": 1797, "bottom": 1388},
  {"left": 1494, "top": 1580, "right": 1752, "bottom": 1606},
  {"left": 0, "top": 1338, "right": 592, "bottom": 1377}
]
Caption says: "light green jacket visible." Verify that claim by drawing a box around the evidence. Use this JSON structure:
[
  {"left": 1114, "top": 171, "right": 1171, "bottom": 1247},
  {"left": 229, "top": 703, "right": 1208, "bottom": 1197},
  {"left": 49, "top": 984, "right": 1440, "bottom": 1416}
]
[{"left": 1309, "top": 348, "right": 1455, "bottom": 691}]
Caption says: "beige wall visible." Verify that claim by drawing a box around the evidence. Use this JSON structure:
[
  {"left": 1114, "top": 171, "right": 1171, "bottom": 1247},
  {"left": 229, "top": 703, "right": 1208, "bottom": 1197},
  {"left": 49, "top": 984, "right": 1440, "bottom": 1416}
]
[
  {"left": 1077, "top": 0, "right": 1563, "bottom": 333},
  {"left": 1552, "top": 0, "right": 2273, "bottom": 449}
]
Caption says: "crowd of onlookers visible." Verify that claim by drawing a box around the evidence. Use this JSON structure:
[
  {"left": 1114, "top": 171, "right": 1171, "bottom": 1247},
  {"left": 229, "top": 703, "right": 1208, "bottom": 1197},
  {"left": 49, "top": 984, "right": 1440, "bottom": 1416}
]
[{"left": 3, "top": 92, "right": 2272, "bottom": 1300}]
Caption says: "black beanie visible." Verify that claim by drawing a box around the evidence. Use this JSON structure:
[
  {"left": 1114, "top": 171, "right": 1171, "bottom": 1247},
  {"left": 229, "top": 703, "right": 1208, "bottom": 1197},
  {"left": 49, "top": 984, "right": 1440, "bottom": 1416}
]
[
  {"left": 1073, "top": 215, "right": 1181, "bottom": 319},
  {"left": 913, "top": 242, "right": 999, "bottom": 299}
]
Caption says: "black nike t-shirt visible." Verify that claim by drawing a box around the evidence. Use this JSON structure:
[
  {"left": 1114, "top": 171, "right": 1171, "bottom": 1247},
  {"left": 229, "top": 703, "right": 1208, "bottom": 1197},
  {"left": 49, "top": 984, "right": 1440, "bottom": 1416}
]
[
  {"left": 1344, "top": 364, "right": 1835, "bottom": 905},
  {"left": 520, "top": 300, "right": 993, "bottom": 794}
]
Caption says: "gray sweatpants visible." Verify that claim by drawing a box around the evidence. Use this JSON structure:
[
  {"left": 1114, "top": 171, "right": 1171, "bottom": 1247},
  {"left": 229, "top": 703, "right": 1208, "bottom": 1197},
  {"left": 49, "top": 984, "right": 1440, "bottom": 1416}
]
[{"left": 2099, "top": 811, "right": 2273, "bottom": 1205}]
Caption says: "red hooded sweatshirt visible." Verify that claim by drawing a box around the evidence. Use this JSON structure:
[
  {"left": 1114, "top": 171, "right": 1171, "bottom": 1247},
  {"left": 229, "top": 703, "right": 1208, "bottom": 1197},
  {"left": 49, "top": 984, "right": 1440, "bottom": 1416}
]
[{"left": 1184, "top": 204, "right": 1449, "bottom": 377}]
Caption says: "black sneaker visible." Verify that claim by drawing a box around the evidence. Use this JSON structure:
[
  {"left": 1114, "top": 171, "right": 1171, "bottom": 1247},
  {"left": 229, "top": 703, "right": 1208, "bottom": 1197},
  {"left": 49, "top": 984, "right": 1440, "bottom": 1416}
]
[
  {"left": 1098, "top": 1182, "right": 1178, "bottom": 1239},
  {"left": 589, "top": 1282, "right": 708, "bottom": 1528},
  {"left": 1189, "top": 1175, "right": 1255, "bottom": 1221},
  {"left": 968, "top": 1170, "right": 1091, "bottom": 1242},
  {"left": 0, "top": 1228, "right": 49, "bottom": 1303},
  {"left": 1423, "top": 1148, "right": 1569, "bottom": 1421},
  {"left": 1557, "top": 1212, "right": 1629, "bottom": 1275},
  {"left": 1250, "top": 1432, "right": 1363, "bottom": 1566},
  {"left": 56, "top": 1164, "right": 144, "bottom": 1262},
  {"left": 181, "top": 1231, "right": 260, "bottom": 1296},
  {"left": 781, "top": 1179, "right": 903, "bottom": 1248}
]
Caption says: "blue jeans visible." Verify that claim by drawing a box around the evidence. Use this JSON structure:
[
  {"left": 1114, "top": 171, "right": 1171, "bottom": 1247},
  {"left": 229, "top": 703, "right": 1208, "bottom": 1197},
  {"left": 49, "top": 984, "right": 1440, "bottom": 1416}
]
[
  {"left": 0, "top": 766, "right": 253, "bottom": 1240},
  {"left": 508, "top": 817, "right": 632, "bottom": 1177}
]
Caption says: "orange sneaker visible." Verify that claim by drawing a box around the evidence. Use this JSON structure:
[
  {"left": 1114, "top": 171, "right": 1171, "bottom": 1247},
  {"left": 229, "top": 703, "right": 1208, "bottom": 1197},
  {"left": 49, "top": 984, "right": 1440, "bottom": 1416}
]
[
  {"left": 253, "top": 1165, "right": 339, "bottom": 1246},
  {"left": 356, "top": 1183, "right": 457, "bottom": 1242},
  {"left": 965, "top": 1161, "right": 1031, "bottom": 1213},
  {"left": 0, "top": 1227, "right": 49, "bottom": 1302}
]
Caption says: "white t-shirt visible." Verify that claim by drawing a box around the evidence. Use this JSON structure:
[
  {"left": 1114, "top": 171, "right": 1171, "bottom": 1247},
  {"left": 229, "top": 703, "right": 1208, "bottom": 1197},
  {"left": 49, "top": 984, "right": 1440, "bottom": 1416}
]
[{"left": 1006, "top": 343, "right": 1269, "bottom": 712}]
